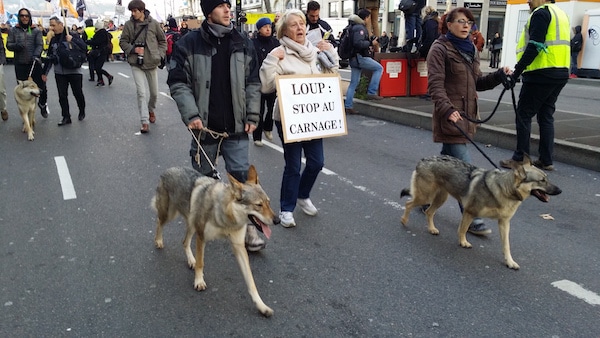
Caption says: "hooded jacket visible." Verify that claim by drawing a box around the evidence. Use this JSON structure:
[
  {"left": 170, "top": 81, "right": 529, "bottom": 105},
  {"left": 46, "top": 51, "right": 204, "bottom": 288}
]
[
  {"left": 167, "top": 20, "right": 261, "bottom": 133},
  {"left": 6, "top": 8, "right": 43, "bottom": 65},
  {"left": 119, "top": 10, "right": 166, "bottom": 70},
  {"left": 427, "top": 34, "right": 502, "bottom": 144},
  {"left": 347, "top": 14, "right": 372, "bottom": 57}
]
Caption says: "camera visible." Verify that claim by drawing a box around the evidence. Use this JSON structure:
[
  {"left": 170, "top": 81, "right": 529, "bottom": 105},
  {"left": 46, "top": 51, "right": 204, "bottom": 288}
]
[{"left": 135, "top": 42, "right": 145, "bottom": 66}]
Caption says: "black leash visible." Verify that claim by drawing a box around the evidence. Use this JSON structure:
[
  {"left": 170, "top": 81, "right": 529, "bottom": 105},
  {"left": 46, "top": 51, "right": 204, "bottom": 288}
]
[{"left": 453, "top": 84, "right": 520, "bottom": 169}]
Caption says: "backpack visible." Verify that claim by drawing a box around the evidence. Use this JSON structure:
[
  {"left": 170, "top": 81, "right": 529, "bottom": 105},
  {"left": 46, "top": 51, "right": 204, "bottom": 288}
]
[
  {"left": 398, "top": 0, "right": 417, "bottom": 14},
  {"left": 337, "top": 24, "right": 355, "bottom": 60},
  {"left": 165, "top": 32, "right": 180, "bottom": 56},
  {"left": 56, "top": 38, "right": 87, "bottom": 69}
]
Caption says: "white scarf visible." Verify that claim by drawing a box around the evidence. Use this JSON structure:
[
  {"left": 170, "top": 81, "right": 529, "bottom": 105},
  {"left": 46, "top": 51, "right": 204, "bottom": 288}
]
[{"left": 279, "top": 36, "right": 317, "bottom": 63}]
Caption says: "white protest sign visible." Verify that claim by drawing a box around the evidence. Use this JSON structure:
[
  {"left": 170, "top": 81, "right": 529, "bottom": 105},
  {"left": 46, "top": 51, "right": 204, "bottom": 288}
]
[{"left": 275, "top": 74, "right": 347, "bottom": 143}]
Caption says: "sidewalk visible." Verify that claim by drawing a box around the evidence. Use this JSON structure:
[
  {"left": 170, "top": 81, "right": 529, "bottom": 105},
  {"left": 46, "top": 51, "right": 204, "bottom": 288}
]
[{"left": 342, "top": 64, "right": 600, "bottom": 172}]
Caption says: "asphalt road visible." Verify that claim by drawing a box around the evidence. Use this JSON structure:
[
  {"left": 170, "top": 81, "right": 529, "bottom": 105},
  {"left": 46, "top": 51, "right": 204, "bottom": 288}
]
[{"left": 1, "top": 62, "right": 599, "bottom": 337}]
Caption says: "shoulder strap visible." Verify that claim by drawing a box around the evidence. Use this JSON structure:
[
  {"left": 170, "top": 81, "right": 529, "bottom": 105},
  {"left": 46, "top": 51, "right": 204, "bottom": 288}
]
[{"left": 132, "top": 24, "right": 149, "bottom": 44}]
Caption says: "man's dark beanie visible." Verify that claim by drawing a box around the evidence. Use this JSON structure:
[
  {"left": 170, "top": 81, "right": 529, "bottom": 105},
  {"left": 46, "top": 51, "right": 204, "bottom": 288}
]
[
  {"left": 201, "top": 0, "right": 231, "bottom": 17},
  {"left": 358, "top": 9, "right": 371, "bottom": 20},
  {"left": 168, "top": 18, "right": 177, "bottom": 28}
]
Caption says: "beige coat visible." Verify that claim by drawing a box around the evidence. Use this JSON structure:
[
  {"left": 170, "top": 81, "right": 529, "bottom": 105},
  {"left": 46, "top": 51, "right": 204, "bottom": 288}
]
[{"left": 260, "top": 41, "right": 338, "bottom": 121}]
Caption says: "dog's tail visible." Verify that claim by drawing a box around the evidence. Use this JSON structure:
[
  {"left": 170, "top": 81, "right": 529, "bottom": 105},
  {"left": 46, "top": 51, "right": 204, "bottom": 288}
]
[{"left": 400, "top": 188, "right": 411, "bottom": 199}]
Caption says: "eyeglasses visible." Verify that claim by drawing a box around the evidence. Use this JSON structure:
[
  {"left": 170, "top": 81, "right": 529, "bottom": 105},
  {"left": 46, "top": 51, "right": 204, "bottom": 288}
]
[{"left": 455, "top": 19, "right": 474, "bottom": 26}]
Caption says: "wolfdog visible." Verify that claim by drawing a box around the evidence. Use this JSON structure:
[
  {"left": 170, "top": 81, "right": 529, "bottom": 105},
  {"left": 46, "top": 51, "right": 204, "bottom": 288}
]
[
  {"left": 400, "top": 155, "right": 561, "bottom": 270},
  {"left": 151, "top": 165, "right": 279, "bottom": 316},
  {"left": 14, "top": 79, "right": 40, "bottom": 141}
]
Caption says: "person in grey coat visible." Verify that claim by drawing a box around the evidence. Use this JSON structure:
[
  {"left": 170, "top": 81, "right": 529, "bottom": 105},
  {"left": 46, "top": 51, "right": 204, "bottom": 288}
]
[{"left": 7, "top": 8, "right": 48, "bottom": 118}]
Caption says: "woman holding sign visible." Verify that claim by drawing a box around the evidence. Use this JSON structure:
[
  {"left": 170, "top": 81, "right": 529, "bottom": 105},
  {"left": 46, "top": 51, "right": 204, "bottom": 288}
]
[{"left": 259, "top": 9, "right": 339, "bottom": 228}]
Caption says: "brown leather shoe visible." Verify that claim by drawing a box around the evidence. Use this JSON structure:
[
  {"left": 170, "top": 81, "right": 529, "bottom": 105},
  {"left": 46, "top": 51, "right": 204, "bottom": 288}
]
[
  {"left": 149, "top": 112, "right": 156, "bottom": 123},
  {"left": 366, "top": 94, "right": 383, "bottom": 100},
  {"left": 1, "top": 110, "right": 7, "bottom": 121},
  {"left": 345, "top": 108, "right": 359, "bottom": 115},
  {"left": 141, "top": 123, "right": 149, "bottom": 133}
]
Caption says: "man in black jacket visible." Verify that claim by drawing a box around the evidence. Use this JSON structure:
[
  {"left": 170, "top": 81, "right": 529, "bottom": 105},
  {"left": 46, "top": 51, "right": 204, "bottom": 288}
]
[
  {"left": 41, "top": 16, "right": 87, "bottom": 126},
  {"left": 167, "top": 0, "right": 266, "bottom": 251},
  {"left": 7, "top": 8, "right": 48, "bottom": 118}
]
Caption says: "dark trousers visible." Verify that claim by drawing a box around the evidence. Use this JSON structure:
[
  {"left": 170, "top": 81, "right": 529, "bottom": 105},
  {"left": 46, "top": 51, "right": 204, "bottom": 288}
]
[
  {"left": 93, "top": 53, "right": 111, "bottom": 83},
  {"left": 55, "top": 73, "right": 85, "bottom": 118},
  {"left": 490, "top": 50, "right": 500, "bottom": 68},
  {"left": 15, "top": 62, "right": 47, "bottom": 106},
  {"left": 88, "top": 53, "right": 95, "bottom": 80},
  {"left": 512, "top": 80, "right": 567, "bottom": 165},
  {"left": 253, "top": 92, "right": 276, "bottom": 141}
]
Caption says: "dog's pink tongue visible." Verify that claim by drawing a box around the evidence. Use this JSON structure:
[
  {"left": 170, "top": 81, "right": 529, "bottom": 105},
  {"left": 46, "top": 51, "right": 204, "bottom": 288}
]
[{"left": 262, "top": 225, "right": 272, "bottom": 239}]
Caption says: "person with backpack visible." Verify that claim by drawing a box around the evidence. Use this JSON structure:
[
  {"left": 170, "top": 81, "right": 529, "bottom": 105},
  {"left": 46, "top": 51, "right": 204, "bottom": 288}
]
[
  {"left": 164, "top": 17, "right": 181, "bottom": 70},
  {"left": 41, "top": 16, "right": 87, "bottom": 126},
  {"left": 252, "top": 17, "right": 279, "bottom": 146},
  {"left": 344, "top": 9, "right": 383, "bottom": 115},
  {"left": 570, "top": 25, "right": 582, "bottom": 78},
  {"left": 87, "top": 20, "right": 114, "bottom": 86}
]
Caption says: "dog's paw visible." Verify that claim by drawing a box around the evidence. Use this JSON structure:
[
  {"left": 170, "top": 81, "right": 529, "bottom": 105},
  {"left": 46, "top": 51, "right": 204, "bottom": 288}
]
[
  {"left": 459, "top": 240, "right": 472, "bottom": 248},
  {"left": 194, "top": 279, "right": 207, "bottom": 291},
  {"left": 27, "top": 133, "right": 34, "bottom": 141},
  {"left": 506, "top": 260, "right": 520, "bottom": 270},
  {"left": 400, "top": 216, "right": 408, "bottom": 226},
  {"left": 258, "top": 305, "right": 274, "bottom": 317},
  {"left": 154, "top": 239, "right": 164, "bottom": 249},
  {"left": 187, "top": 258, "right": 196, "bottom": 270},
  {"left": 428, "top": 227, "right": 440, "bottom": 235}
]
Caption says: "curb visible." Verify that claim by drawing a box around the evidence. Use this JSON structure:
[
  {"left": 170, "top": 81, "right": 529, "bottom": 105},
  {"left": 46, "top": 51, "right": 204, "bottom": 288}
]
[{"left": 353, "top": 99, "right": 600, "bottom": 172}]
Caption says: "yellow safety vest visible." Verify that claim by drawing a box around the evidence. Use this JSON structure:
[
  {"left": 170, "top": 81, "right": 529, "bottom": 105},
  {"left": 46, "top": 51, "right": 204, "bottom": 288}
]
[
  {"left": 84, "top": 26, "right": 95, "bottom": 50},
  {"left": 516, "top": 3, "right": 570, "bottom": 72}
]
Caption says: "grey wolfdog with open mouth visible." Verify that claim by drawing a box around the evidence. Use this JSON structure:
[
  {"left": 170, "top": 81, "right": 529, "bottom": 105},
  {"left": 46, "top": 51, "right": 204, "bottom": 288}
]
[
  {"left": 400, "top": 155, "right": 561, "bottom": 270},
  {"left": 152, "top": 165, "right": 279, "bottom": 316}
]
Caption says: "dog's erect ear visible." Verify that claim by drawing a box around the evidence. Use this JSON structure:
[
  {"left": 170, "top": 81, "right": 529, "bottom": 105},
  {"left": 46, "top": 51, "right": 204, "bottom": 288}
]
[
  {"left": 227, "top": 172, "right": 244, "bottom": 199},
  {"left": 522, "top": 153, "right": 532, "bottom": 166},
  {"left": 247, "top": 165, "right": 259, "bottom": 185}
]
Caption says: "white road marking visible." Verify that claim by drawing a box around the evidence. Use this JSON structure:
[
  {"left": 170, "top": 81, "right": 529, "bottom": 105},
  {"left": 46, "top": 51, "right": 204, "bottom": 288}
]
[
  {"left": 54, "top": 156, "right": 77, "bottom": 200},
  {"left": 118, "top": 72, "right": 130, "bottom": 79},
  {"left": 262, "top": 140, "right": 404, "bottom": 211},
  {"left": 551, "top": 279, "right": 600, "bottom": 306},
  {"left": 160, "top": 91, "right": 173, "bottom": 100}
]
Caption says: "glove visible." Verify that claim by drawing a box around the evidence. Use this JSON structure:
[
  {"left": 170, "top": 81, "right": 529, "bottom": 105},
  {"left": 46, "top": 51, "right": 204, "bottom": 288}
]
[
  {"left": 495, "top": 69, "right": 516, "bottom": 90},
  {"left": 317, "top": 50, "right": 337, "bottom": 70}
]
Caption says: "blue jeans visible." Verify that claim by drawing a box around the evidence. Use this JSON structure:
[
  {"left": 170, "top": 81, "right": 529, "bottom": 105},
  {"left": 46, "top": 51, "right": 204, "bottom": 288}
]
[
  {"left": 190, "top": 133, "right": 250, "bottom": 182},
  {"left": 511, "top": 81, "right": 567, "bottom": 165},
  {"left": 441, "top": 143, "right": 471, "bottom": 163},
  {"left": 405, "top": 12, "right": 423, "bottom": 43},
  {"left": 275, "top": 121, "right": 324, "bottom": 212},
  {"left": 344, "top": 55, "right": 383, "bottom": 109}
]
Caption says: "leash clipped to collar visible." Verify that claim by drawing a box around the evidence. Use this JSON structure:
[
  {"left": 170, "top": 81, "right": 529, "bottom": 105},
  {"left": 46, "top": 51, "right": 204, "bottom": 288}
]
[{"left": 188, "top": 127, "right": 229, "bottom": 180}]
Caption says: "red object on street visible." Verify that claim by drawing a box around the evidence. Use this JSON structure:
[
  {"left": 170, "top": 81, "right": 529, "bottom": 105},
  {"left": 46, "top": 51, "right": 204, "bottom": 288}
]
[
  {"left": 379, "top": 59, "right": 408, "bottom": 97},
  {"left": 409, "top": 59, "right": 428, "bottom": 96}
]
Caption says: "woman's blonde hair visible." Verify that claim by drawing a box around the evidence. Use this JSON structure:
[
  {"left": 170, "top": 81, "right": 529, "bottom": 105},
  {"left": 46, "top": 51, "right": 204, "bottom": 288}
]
[{"left": 276, "top": 9, "right": 306, "bottom": 40}]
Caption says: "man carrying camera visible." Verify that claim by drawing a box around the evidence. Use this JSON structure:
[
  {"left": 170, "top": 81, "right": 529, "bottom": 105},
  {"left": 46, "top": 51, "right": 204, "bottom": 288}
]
[
  {"left": 119, "top": 0, "right": 166, "bottom": 133},
  {"left": 343, "top": 9, "right": 383, "bottom": 115}
]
